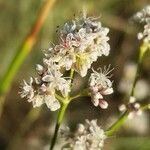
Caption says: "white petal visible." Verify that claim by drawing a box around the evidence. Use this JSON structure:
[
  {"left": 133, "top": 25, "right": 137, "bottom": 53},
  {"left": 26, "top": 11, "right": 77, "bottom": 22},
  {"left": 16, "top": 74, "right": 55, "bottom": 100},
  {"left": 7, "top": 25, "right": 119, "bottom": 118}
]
[
  {"left": 42, "top": 75, "right": 52, "bottom": 82},
  {"left": 102, "top": 88, "right": 113, "bottom": 95},
  {"left": 40, "top": 84, "right": 47, "bottom": 92},
  {"left": 99, "top": 100, "right": 108, "bottom": 109},
  {"left": 50, "top": 100, "right": 60, "bottom": 111},
  {"left": 80, "top": 65, "right": 88, "bottom": 77},
  {"left": 77, "top": 124, "right": 85, "bottom": 134},
  {"left": 90, "top": 86, "right": 98, "bottom": 93},
  {"left": 129, "top": 96, "right": 136, "bottom": 103},
  {"left": 34, "top": 77, "right": 41, "bottom": 84},
  {"left": 45, "top": 95, "right": 60, "bottom": 111},
  {"left": 23, "top": 85, "right": 31, "bottom": 92},
  {"left": 60, "top": 80, "right": 71, "bottom": 96},
  {"left": 119, "top": 104, "right": 127, "bottom": 112},
  {"left": 94, "top": 93, "right": 103, "bottom": 100},
  {"left": 32, "top": 95, "right": 44, "bottom": 107},
  {"left": 92, "top": 98, "right": 99, "bottom": 107},
  {"left": 29, "top": 77, "right": 34, "bottom": 85},
  {"left": 134, "top": 103, "right": 140, "bottom": 109},
  {"left": 36, "top": 64, "right": 44, "bottom": 75}
]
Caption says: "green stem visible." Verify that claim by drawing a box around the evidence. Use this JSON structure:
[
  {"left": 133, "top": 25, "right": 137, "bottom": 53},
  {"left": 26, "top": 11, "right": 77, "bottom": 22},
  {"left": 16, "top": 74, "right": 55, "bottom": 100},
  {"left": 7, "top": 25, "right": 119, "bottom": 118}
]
[
  {"left": 55, "top": 94, "right": 65, "bottom": 103},
  {"left": 141, "top": 103, "right": 150, "bottom": 110},
  {"left": 70, "top": 69, "right": 74, "bottom": 80},
  {"left": 70, "top": 93, "right": 84, "bottom": 100},
  {"left": 105, "top": 102, "right": 150, "bottom": 137},
  {"left": 105, "top": 111, "right": 129, "bottom": 136},
  {"left": 50, "top": 102, "right": 69, "bottom": 150},
  {"left": 69, "top": 69, "right": 75, "bottom": 90},
  {"left": 105, "top": 42, "right": 149, "bottom": 136},
  {"left": 50, "top": 69, "right": 75, "bottom": 150},
  {"left": 69, "top": 88, "right": 90, "bottom": 101},
  {"left": 130, "top": 42, "right": 148, "bottom": 96}
]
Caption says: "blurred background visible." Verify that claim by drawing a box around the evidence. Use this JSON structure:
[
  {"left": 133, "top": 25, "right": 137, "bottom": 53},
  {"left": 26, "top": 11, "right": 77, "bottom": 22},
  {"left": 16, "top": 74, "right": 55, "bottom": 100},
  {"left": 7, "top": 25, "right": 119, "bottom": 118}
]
[{"left": 0, "top": 0, "right": 150, "bottom": 149}]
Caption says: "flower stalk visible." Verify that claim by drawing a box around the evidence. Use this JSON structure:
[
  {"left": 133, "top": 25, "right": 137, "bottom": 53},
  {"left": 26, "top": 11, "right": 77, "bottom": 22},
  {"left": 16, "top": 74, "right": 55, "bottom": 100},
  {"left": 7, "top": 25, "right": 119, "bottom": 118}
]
[
  {"left": 69, "top": 89, "right": 90, "bottom": 101},
  {"left": 50, "top": 69, "right": 75, "bottom": 150},
  {"left": 130, "top": 42, "right": 149, "bottom": 96},
  {"left": 105, "top": 42, "right": 149, "bottom": 136},
  {"left": 105, "top": 110, "right": 129, "bottom": 136},
  {"left": 50, "top": 101, "right": 69, "bottom": 150}
]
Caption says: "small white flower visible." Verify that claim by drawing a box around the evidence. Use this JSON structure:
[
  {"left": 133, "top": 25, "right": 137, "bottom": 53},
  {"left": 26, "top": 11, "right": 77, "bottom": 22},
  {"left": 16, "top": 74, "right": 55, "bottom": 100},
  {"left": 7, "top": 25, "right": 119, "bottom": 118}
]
[
  {"left": 58, "top": 79, "right": 71, "bottom": 97},
  {"left": 20, "top": 59, "right": 70, "bottom": 111},
  {"left": 133, "top": 5, "right": 150, "bottom": 23},
  {"left": 45, "top": 95, "right": 60, "bottom": 111},
  {"left": 129, "top": 96, "right": 136, "bottom": 103},
  {"left": 45, "top": 14, "right": 110, "bottom": 77},
  {"left": 118, "top": 97, "right": 142, "bottom": 119},
  {"left": 99, "top": 100, "right": 109, "bottom": 109},
  {"left": 31, "top": 95, "right": 44, "bottom": 108},
  {"left": 133, "top": 5, "right": 150, "bottom": 43},
  {"left": 20, "top": 14, "right": 111, "bottom": 111},
  {"left": 20, "top": 77, "right": 34, "bottom": 99},
  {"left": 89, "top": 66, "right": 113, "bottom": 109},
  {"left": 119, "top": 104, "right": 126, "bottom": 112},
  {"left": 61, "top": 119, "right": 106, "bottom": 150},
  {"left": 36, "top": 64, "right": 44, "bottom": 75}
]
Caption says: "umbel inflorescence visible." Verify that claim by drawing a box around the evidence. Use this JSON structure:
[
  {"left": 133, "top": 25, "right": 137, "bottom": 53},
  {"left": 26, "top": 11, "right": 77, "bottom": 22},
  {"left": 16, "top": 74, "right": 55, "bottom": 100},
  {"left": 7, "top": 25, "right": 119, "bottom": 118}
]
[
  {"left": 19, "top": 6, "right": 150, "bottom": 150},
  {"left": 45, "top": 15, "right": 110, "bottom": 77},
  {"left": 89, "top": 66, "right": 113, "bottom": 109},
  {"left": 20, "top": 61, "right": 71, "bottom": 111},
  {"left": 20, "top": 14, "right": 113, "bottom": 111},
  {"left": 133, "top": 5, "right": 150, "bottom": 43},
  {"left": 61, "top": 119, "right": 106, "bottom": 150}
]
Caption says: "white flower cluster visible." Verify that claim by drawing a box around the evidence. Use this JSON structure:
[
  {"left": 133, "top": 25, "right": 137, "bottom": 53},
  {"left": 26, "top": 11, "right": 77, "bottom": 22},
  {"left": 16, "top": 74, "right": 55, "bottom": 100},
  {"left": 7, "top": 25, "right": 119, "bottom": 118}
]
[
  {"left": 20, "top": 14, "right": 111, "bottom": 111},
  {"left": 20, "top": 60, "right": 71, "bottom": 111},
  {"left": 45, "top": 15, "right": 110, "bottom": 77},
  {"left": 88, "top": 66, "right": 113, "bottom": 109},
  {"left": 62, "top": 119, "right": 106, "bottom": 150},
  {"left": 119, "top": 96, "right": 142, "bottom": 119},
  {"left": 133, "top": 5, "right": 150, "bottom": 43}
]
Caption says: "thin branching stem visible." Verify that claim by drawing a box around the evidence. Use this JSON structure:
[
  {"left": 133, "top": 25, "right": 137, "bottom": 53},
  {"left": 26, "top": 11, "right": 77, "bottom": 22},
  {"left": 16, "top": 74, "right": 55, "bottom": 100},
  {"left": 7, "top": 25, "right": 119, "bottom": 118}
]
[
  {"left": 130, "top": 42, "right": 148, "bottom": 96},
  {"left": 69, "top": 88, "right": 90, "bottom": 101},
  {"left": 50, "top": 69, "right": 75, "bottom": 150},
  {"left": 141, "top": 103, "right": 150, "bottom": 110},
  {"left": 55, "top": 94, "right": 65, "bottom": 103},
  {"left": 70, "top": 69, "right": 75, "bottom": 80},
  {"left": 105, "top": 110, "right": 129, "bottom": 136},
  {"left": 50, "top": 102, "right": 69, "bottom": 150},
  {"left": 105, "top": 42, "right": 149, "bottom": 136}
]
